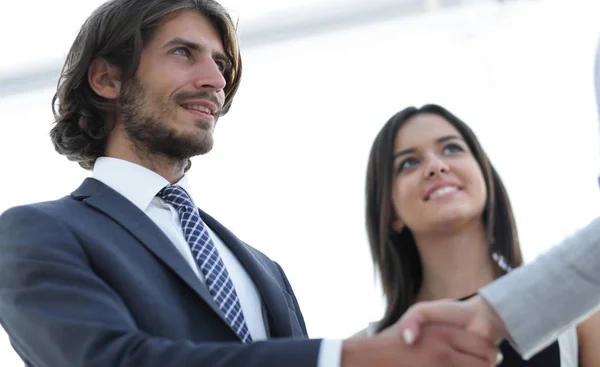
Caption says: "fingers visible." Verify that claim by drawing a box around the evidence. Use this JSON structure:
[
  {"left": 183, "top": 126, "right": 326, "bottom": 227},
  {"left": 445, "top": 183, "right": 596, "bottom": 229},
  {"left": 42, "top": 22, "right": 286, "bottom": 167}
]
[
  {"left": 396, "top": 299, "right": 475, "bottom": 345},
  {"left": 372, "top": 321, "right": 503, "bottom": 366},
  {"left": 447, "top": 349, "right": 500, "bottom": 367},
  {"left": 413, "top": 300, "right": 476, "bottom": 327},
  {"left": 450, "top": 350, "right": 504, "bottom": 367},
  {"left": 438, "top": 325, "right": 497, "bottom": 362},
  {"left": 426, "top": 325, "right": 500, "bottom": 367}
]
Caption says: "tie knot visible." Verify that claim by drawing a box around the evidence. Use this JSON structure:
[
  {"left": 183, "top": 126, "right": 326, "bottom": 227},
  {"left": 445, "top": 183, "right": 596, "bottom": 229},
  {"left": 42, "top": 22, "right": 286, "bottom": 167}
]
[{"left": 158, "top": 185, "right": 194, "bottom": 211}]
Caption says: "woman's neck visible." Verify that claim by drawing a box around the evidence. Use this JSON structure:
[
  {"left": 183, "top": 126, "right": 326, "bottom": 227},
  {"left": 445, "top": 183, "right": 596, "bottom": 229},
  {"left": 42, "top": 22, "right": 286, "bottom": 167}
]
[{"left": 413, "top": 222, "right": 499, "bottom": 302}]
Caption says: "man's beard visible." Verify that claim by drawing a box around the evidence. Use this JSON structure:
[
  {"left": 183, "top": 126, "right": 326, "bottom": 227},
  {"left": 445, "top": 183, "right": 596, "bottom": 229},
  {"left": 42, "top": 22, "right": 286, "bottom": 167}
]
[{"left": 118, "top": 77, "right": 217, "bottom": 161}]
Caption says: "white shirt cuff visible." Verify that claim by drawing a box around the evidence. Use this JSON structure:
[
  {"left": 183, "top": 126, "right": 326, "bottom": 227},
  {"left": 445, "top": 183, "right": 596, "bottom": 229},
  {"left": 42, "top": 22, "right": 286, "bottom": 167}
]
[{"left": 317, "top": 339, "right": 343, "bottom": 367}]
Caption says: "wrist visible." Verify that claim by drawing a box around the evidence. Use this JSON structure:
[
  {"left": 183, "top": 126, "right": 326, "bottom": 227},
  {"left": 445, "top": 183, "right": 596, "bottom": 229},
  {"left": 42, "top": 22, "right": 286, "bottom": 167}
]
[
  {"left": 472, "top": 295, "right": 508, "bottom": 342},
  {"left": 341, "top": 338, "right": 386, "bottom": 367}
]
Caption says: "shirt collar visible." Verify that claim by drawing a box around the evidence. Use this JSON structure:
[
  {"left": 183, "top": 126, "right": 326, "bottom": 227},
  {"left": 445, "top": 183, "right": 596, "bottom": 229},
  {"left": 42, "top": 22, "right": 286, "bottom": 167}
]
[{"left": 92, "top": 157, "right": 196, "bottom": 212}]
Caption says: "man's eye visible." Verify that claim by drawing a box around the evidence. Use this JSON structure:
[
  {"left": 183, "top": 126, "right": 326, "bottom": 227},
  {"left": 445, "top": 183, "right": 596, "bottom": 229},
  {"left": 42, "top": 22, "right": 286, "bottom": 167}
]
[
  {"left": 173, "top": 48, "right": 190, "bottom": 57},
  {"left": 216, "top": 59, "right": 231, "bottom": 74}
]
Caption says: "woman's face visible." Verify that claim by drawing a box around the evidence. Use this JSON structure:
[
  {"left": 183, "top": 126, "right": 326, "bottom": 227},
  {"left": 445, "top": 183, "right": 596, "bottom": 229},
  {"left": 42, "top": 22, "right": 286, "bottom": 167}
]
[{"left": 390, "top": 113, "right": 487, "bottom": 235}]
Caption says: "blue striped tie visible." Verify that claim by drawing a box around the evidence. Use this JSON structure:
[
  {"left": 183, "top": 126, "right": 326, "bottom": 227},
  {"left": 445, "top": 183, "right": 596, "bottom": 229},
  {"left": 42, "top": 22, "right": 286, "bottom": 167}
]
[{"left": 158, "top": 185, "right": 252, "bottom": 343}]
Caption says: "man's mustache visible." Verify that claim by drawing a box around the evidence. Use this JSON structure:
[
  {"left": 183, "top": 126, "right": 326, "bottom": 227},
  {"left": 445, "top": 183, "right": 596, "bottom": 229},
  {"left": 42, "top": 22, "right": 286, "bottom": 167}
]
[{"left": 174, "top": 92, "right": 223, "bottom": 116}]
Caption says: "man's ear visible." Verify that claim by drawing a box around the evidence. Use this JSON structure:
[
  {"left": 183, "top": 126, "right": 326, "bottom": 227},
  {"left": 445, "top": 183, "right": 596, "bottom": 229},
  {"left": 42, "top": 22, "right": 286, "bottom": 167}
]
[{"left": 88, "top": 58, "right": 122, "bottom": 99}]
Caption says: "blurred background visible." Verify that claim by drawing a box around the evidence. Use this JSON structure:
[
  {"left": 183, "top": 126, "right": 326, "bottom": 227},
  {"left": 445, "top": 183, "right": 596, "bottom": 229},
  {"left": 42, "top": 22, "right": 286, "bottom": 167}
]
[{"left": 1, "top": 0, "right": 600, "bottom": 364}]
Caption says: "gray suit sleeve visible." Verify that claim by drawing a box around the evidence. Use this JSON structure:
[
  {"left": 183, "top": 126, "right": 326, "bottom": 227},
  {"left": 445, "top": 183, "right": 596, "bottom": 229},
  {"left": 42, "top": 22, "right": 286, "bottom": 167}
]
[
  {"left": 596, "top": 35, "right": 600, "bottom": 121},
  {"left": 479, "top": 216, "right": 600, "bottom": 359},
  {"left": 479, "top": 35, "right": 600, "bottom": 360}
]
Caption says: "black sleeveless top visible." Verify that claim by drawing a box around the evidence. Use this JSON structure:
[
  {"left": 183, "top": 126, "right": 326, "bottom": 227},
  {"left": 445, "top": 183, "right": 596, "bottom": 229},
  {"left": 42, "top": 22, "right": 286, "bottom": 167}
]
[
  {"left": 499, "top": 339, "right": 561, "bottom": 366},
  {"left": 459, "top": 294, "right": 563, "bottom": 366}
]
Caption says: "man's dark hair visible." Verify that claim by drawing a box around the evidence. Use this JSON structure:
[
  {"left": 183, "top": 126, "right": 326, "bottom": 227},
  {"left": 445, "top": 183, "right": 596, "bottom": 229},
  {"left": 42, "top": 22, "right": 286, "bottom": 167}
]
[{"left": 50, "top": 0, "right": 242, "bottom": 170}]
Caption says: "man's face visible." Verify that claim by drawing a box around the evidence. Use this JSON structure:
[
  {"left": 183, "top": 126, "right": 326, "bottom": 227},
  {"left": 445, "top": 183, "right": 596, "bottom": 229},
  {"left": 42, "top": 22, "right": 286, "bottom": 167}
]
[{"left": 117, "top": 10, "right": 230, "bottom": 160}]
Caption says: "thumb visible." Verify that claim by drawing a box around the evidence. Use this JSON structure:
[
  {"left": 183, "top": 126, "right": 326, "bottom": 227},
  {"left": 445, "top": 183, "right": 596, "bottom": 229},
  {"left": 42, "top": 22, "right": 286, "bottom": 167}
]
[{"left": 398, "top": 316, "right": 421, "bottom": 346}]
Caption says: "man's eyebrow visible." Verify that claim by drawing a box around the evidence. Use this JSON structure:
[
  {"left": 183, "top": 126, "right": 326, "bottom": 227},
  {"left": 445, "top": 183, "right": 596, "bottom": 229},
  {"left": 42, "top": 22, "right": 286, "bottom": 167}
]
[
  {"left": 162, "top": 37, "right": 232, "bottom": 67},
  {"left": 162, "top": 37, "right": 200, "bottom": 51}
]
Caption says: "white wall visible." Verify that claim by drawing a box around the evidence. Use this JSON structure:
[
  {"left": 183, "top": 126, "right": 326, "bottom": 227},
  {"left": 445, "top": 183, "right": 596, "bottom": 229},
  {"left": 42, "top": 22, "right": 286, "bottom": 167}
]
[{"left": 1, "top": 0, "right": 600, "bottom": 364}]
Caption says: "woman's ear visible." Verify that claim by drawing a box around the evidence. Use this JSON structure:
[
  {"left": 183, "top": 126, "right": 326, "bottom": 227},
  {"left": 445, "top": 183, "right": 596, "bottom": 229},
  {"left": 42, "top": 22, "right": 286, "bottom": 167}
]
[{"left": 391, "top": 217, "right": 404, "bottom": 233}]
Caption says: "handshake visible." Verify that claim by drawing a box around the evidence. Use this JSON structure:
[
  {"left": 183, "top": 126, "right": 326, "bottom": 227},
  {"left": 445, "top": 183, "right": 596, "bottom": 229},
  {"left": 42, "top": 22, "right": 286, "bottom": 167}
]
[
  {"left": 401, "top": 295, "right": 507, "bottom": 363},
  {"left": 345, "top": 295, "right": 507, "bottom": 367}
]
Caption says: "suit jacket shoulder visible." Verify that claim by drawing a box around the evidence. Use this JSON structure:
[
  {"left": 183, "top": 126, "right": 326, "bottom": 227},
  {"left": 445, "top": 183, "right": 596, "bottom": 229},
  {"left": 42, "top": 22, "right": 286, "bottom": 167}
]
[{"left": 0, "top": 179, "right": 321, "bottom": 367}]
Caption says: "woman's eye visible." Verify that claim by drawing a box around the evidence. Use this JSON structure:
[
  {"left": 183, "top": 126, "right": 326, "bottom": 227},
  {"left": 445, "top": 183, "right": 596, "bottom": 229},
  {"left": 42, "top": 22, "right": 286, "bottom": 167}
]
[
  {"left": 398, "top": 158, "right": 419, "bottom": 173},
  {"left": 442, "top": 143, "right": 464, "bottom": 155}
]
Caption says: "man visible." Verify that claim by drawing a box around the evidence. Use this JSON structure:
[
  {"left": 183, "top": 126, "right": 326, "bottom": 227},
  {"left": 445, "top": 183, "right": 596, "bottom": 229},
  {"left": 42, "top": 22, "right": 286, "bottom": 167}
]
[
  {"left": 0, "top": 0, "right": 498, "bottom": 366},
  {"left": 398, "top": 36, "right": 600, "bottom": 360}
]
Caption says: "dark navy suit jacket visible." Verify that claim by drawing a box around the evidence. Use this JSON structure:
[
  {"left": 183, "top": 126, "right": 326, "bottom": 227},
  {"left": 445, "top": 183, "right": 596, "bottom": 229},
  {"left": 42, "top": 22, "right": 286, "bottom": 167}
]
[{"left": 0, "top": 178, "right": 321, "bottom": 366}]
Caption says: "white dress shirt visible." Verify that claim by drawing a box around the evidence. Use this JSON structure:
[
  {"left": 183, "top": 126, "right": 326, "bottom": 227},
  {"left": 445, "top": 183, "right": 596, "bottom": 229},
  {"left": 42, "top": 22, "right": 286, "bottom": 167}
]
[{"left": 92, "top": 157, "right": 342, "bottom": 366}]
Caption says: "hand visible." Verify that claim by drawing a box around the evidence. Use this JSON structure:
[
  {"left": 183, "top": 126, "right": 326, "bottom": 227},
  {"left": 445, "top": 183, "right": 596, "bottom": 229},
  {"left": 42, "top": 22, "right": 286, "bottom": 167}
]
[
  {"left": 341, "top": 321, "right": 499, "bottom": 367},
  {"left": 396, "top": 296, "right": 508, "bottom": 349}
]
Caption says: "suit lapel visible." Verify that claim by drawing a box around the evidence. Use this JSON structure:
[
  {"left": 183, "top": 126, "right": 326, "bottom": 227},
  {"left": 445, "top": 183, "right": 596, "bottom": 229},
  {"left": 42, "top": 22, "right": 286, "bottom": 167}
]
[
  {"left": 200, "top": 210, "right": 294, "bottom": 338},
  {"left": 71, "top": 178, "right": 238, "bottom": 338}
]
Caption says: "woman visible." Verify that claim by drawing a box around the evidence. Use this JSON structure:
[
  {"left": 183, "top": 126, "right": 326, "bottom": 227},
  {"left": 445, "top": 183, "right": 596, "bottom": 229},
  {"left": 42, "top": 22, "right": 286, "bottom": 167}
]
[{"left": 353, "top": 104, "right": 600, "bottom": 366}]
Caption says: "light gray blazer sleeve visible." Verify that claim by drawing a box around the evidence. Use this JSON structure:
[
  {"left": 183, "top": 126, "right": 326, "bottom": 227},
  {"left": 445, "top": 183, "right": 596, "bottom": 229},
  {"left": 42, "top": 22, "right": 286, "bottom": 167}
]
[
  {"left": 596, "top": 34, "right": 600, "bottom": 121},
  {"left": 478, "top": 35, "right": 600, "bottom": 361},
  {"left": 479, "top": 216, "right": 600, "bottom": 359}
]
